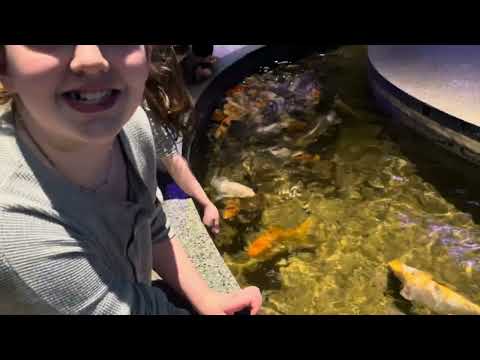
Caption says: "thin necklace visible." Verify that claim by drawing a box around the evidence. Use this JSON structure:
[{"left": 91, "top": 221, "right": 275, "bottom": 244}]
[{"left": 15, "top": 110, "right": 114, "bottom": 193}]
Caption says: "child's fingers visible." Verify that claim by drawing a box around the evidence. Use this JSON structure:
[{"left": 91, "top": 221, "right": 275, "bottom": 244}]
[
  {"left": 202, "top": 213, "right": 212, "bottom": 225},
  {"left": 242, "top": 286, "right": 263, "bottom": 314},
  {"left": 224, "top": 287, "right": 262, "bottom": 315},
  {"left": 213, "top": 217, "right": 220, "bottom": 234}
]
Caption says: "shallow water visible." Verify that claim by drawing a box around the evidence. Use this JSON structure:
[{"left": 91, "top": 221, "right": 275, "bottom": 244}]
[{"left": 201, "top": 45, "right": 480, "bottom": 315}]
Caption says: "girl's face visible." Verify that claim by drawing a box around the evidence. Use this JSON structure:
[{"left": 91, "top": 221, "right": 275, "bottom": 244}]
[{"left": 0, "top": 45, "right": 150, "bottom": 146}]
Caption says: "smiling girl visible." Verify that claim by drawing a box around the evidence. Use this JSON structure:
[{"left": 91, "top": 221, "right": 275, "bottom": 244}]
[{"left": 0, "top": 45, "right": 261, "bottom": 315}]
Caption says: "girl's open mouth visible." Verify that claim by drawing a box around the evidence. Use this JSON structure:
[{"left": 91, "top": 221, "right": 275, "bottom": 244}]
[{"left": 62, "top": 89, "right": 121, "bottom": 113}]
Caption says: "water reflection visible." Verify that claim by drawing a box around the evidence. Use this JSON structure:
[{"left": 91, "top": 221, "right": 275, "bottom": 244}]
[{"left": 201, "top": 46, "right": 480, "bottom": 314}]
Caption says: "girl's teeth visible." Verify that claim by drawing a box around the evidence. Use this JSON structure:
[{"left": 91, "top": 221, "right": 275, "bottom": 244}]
[
  {"left": 80, "top": 91, "right": 110, "bottom": 101},
  {"left": 68, "top": 90, "right": 114, "bottom": 103}
]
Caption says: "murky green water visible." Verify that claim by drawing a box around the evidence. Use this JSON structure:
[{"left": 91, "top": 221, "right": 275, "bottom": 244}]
[{"left": 202, "top": 46, "right": 480, "bottom": 315}]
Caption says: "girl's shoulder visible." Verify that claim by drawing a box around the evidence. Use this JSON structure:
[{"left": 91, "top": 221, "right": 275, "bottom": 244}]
[
  {"left": 0, "top": 109, "right": 26, "bottom": 191},
  {"left": 0, "top": 109, "right": 53, "bottom": 204},
  {"left": 123, "top": 106, "right": 156, "bottom": 146},
  {"left": 121, "top": 106, "right": 158, "bottom": 196}
]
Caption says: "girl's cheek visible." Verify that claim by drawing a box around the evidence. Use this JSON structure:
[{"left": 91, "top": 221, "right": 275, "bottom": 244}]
[
  {"left": 125, "top": 49, "right": 148, "bottom": 66},
  {"left": 8, "top": 64, "right": 63, "bottom": 97},
  {"left": 122, "top": 48, "right": 150, "bottom": 75},
  {"left": 3, "top": 46, "right": 68, "bottom": 92},
  {"left": 8, "top": 47, "right": 62, "bottom": 76}
]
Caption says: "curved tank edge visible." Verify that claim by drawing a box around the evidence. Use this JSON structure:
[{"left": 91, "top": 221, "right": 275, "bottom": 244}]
[{"left": 367, "top": 47, "right": 480, "bottom": 167}]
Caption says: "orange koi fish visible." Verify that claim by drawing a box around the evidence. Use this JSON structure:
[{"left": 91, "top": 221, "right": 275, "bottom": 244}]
[{"left": 247, "top": 218, "right": 314, "bottom": 257}]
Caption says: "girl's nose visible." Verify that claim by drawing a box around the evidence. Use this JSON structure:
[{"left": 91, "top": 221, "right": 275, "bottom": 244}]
[{"left": 70, "top": 45, "right": 110, "bottom": 76}]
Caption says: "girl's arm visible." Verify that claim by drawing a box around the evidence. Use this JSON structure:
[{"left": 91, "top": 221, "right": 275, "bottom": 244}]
[
  {"left": 161, "top": 154, "right": 210, "bottom": 206},
  {"left": 161, "top": 154, "right": 220, "bottom": 234},
  {"left": 152, "top": 236, "right": 262, "bottom": 315}
]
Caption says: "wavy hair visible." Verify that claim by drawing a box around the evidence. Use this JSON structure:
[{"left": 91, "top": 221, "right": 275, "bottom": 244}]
[{"left": 143, "top": 45, "right": 193, "bottom": 138}]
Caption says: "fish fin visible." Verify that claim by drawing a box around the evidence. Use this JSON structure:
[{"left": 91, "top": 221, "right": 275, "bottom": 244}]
[
  {"left": 400, "top": 285, "right": 414, "bottom": 301},
  {"left": 210, "top": 167, "right": 223, "bottom": 183},
  {"left": 210, "top": 175, "right": 218, "bottom": 186},
  {"left": 211, "top": 175, "right": 227, "bottom": 183}
]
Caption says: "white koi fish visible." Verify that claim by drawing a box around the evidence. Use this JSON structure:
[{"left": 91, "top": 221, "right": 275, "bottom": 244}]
[
  {"left": 211, "top": 176, "right": 256, "bottom": 200},
  {"left": 388, "top": 260, "right": 480, "bottom": 315}
]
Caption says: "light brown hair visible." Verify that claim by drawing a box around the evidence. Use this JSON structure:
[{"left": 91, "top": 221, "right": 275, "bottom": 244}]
[{"left": 144, "top": 45, "right": 193, "bottom": 137}]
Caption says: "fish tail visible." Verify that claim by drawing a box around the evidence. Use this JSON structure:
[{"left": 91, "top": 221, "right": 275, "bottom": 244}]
[
  {"left": 247, "top": 219, "right": 313, "bottom": 258},
  {"left": 437, "top": 284, "right": 480, "bottom": 315},
  {"left": 295, "top": 217, "right": 314, "bottom": 237}
]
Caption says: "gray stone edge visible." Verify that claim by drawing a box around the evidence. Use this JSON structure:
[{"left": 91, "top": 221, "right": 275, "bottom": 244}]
[{"left": 162, "top": 198, "right": 240, "bottom": 293}]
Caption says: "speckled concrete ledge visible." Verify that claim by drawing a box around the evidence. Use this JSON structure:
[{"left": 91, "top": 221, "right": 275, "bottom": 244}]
[{"left": 161, "top": 198, "right": 240, "bottom": 293}]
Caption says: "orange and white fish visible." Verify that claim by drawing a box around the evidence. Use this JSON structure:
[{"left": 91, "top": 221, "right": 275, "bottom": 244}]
[
  {"left": 247, "top": 218, "right": 314, "bottom": 258},
  {"left": 388, "top": 260, "right": 480, "bottom": 315}
]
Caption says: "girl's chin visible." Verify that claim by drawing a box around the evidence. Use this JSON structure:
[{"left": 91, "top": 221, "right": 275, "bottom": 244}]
[{"left": 63, "top": 116, "right": 126, "bottom": 144}]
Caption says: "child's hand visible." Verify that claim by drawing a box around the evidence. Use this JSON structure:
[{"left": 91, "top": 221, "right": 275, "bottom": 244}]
[
  {"left": 202, "top": 201, "right": 220, "bottom": 234},
  {"left": 194, "top": 287, "right": 263, "bottom": 315}
]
